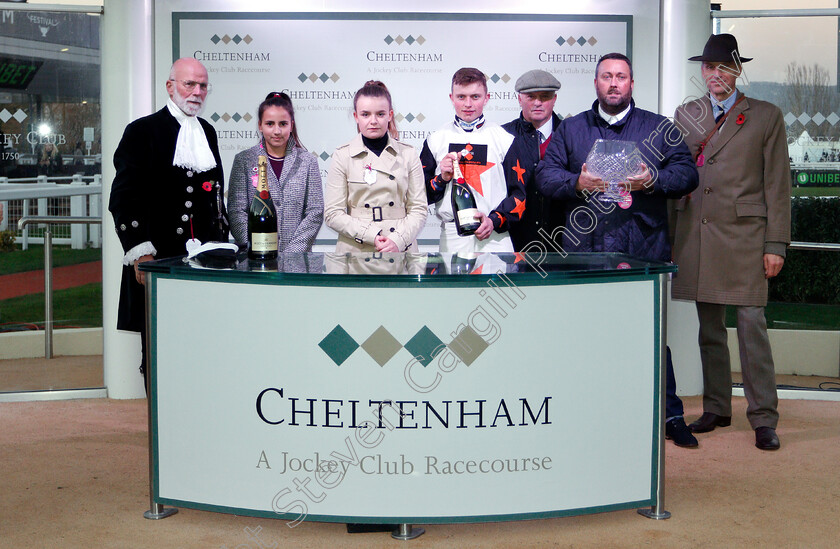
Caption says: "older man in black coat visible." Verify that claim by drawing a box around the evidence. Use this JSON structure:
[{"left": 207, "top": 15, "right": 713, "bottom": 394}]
[
  {"left": 502, "top": 69, "right": 565, "bottom": 251},
  {"left": 109, "top": 57, "right": 228, "bottom": 384}
]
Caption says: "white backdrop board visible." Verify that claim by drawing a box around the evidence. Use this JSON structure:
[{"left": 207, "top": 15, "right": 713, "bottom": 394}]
[{"left": 159, "top": 8, "right": 637, "bottom": 241}]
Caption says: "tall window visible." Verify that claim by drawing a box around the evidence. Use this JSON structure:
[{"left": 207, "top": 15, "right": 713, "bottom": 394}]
[
  {"left": 0, "top": 4, "right": 103, "bottom": 392},
  {"left": 713, "top": 2, "right": 840, "bottom": 389}
]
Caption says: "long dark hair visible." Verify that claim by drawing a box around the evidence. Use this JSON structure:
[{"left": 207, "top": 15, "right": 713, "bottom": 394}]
[
  {"left": 353, "top": 80, "right": 399, "bottom": 140},
  {"left": 258, "top": 92, "right": 305, "bottom": 150}
]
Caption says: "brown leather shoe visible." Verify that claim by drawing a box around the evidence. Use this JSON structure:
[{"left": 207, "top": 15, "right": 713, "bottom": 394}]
[
  {"left": 755, "top": 426, "right": 780, "bottom": 450},
  {"left": 688, "top": 412, "right": 732, "bottom": 433}
]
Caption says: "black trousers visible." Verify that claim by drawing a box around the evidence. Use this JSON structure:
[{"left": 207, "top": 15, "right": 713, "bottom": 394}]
[{"left": 139, "top": 324, "right": 148, "bottom": 395}]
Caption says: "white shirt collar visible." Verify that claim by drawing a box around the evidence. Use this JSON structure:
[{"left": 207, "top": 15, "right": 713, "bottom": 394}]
[
  {"left": 598, "top": 103, "right": 631, "bottom": 126},
  {"left": 536, "top": 118, "right": 553, "bottom": 141}
]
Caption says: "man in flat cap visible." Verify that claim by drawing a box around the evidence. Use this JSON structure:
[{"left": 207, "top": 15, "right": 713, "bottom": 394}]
[
  {"left": 503, "top": 69, "right": 564, "bottom": 250},
  {"left": 672, "top": 34, "right": 790, "bottom": 450}
]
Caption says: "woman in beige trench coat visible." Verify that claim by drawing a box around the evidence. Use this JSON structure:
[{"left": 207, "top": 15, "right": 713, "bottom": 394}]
[{"left": 325, "top": 81, "right": 427, "bottom": 253}]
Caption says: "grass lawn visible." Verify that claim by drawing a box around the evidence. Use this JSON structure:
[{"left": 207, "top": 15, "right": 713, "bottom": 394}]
[
  {"left": 0, "top": 283, "right": 102, "bottom": 330},
  {"left": 0, "top": 245, "right": 102, "bottom": 275}
]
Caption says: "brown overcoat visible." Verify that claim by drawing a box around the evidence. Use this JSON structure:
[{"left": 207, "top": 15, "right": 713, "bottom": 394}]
[{"left": 671, "top": 94, "right": 791, "bottom": 306}]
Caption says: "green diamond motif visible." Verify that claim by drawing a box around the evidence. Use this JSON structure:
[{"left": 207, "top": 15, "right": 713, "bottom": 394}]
[
  {"left": 232, "top": 34, "right": 242, "bottom": 44},
  {"left": 406, "top": 35, "right": 415, "bottom": 45},
  {"left": 319, "top": 325, "right": 359, "bottom": 366},
  {"left": 232, "top": 113, "right": 242, "bottom": 122},
  {"left": 556, "top": 36, "right": 566, "bottom": 47},
  {"left": 404, "top": 326, "right": 444, "bottom": 367},
  {"left": 490, "top": 74, "right": 500, "bottom": 83},
  {"left": 320, "top": 152, "right": 330, "bottom": 161},
  {"left": 298, "top": 73, "right": 308, "bottom": 83},
  {"left": 210, "top": 113, "right": 220, "bottom": 122},
  {"left": 384, "top": 35, "right": 394, "bottom": 45},
  {"left": 362, "top": 326, "right": 402, "bottom": 367},
  {"left": 319, "top": 73, "right": 329, "bottom": 83},
  {"left": 405, "top": 113, "right": 415, "bottom": 122},
  {"left": 577, "top": 36, "right": 586, "bottom": 46},
  {"left": 210, "top": 34, "right": 221, "bottom": 44}
]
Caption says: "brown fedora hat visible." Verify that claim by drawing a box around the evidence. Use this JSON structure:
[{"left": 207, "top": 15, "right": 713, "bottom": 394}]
[{"left": 688, "top": 33, "right": 752, "bottom": 63}]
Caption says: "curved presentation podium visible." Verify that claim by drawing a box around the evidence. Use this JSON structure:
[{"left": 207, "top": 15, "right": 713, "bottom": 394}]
[{"left": 140, "top": 251, "right": 675, "bottom": 528}]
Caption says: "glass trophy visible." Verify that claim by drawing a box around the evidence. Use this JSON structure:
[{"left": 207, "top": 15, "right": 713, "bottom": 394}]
[{"left": 584, "top": 139, "right": 644, "bottom": 202}]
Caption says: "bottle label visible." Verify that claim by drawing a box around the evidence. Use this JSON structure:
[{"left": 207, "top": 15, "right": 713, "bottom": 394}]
[
  {"left": 251, "top": 232, "right": 278, "bottom": 253},
  {"left": 457, "top": 208, "right": 479, "bottom": 226}
]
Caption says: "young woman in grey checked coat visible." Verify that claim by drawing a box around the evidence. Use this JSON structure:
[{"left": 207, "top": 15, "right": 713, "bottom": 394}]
[{"left": 228, "top": 92, "right": 324, "bottom": 252}]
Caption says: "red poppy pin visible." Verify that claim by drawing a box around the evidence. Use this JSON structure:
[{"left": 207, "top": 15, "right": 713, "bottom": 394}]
[
  {"left": 202, "top": 181, "right": 213, "bottom": 192},
  {"left": 736, "top": 114, "right": 746, "bottom": 125}
]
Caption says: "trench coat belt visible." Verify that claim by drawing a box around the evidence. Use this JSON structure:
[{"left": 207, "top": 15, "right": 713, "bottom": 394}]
[{"left": 349, "top": 205, "right": 407, "bottom": 222}]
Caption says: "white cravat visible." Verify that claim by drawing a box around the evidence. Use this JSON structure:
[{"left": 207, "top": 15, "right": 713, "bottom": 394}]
[{"left": 166, "top": 98, "right": 217, "bottom": 173}]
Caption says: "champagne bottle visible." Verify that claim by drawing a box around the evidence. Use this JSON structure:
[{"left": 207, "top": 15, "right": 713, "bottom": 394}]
[
  {"left": 450, "top": 158, "right": 480, "bottom": 236},
  {"left": 248, "top": 155, "right": 278, "bottom": 260}
]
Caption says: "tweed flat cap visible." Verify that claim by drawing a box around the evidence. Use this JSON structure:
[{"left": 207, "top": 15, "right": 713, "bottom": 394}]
[{"left": 515, "top": 70, "right": 561, "bottom": 93}]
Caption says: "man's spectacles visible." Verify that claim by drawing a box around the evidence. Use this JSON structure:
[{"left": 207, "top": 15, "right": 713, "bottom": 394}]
[{"left": 170, "top": 79, "right": 212, "bottom": 93}]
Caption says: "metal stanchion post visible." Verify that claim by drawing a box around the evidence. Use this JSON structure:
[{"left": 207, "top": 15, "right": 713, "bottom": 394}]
[
  {"left": 43, "top": 228, "right": 53, "bottom": 359},
  {"left": 143, "top": 275, "right": 178, "bottom": 520},
  {"left": 638, "top": 273, "right": 671, "bottom": 520},
  {"left": 15, "top": 218, "right": 102, "bottom": 357},
  {"left": 392, "top": 523, "right": 425, "bottom": 540}
]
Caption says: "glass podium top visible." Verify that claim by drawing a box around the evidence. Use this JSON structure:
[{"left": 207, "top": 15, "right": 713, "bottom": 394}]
[{"left": 140, "top": 251, "right": 676, "bottom": 286}]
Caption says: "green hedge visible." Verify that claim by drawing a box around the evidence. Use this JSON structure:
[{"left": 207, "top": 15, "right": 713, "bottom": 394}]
[{"left": 768, "top": 197, "right": 840, "bottom": 304}]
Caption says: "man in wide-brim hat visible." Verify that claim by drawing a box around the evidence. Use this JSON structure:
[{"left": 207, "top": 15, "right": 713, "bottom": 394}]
[{"left": 671, "top": 34, "right": 791, "bottom": 451}]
